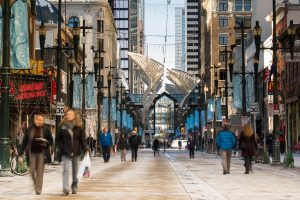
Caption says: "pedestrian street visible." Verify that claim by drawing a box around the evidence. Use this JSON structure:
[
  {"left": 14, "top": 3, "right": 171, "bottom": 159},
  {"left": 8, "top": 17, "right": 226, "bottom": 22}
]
[{"left": 1, "top": 150, "right": 300, "bottom": 200}]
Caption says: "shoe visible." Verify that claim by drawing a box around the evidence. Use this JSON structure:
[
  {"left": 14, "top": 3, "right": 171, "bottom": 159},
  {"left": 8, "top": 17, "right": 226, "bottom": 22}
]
[
  {"left": 63, "top": 191, "right": 69, "bottom": 196},
  {"left": 36, "top": 192, "right": 41, "bottom": 195},
  {"left": 227, "top": 171, "right": 230, "bottom": 174},
  {"left": 223, "top": 171, "right": 227, "bottom": 175},
  {"left": 72, "top": 189, "right": 77, "bottom": 194}
]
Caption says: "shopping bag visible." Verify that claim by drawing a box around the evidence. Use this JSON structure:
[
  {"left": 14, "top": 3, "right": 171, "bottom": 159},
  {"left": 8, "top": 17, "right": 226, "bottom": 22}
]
[{"left": 77, "top": 152, "right": 91, "bottom": 179}]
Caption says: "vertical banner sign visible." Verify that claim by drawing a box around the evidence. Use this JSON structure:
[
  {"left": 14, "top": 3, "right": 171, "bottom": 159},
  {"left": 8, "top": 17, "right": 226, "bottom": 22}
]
[
  {"left": 233, "top": 76, "right": 242, "bottom": 109},
  {"left": 268, "top": 81, "right": 274, "bottom": 95},
  {"left": 0, "top": 2, "right": 30, "bottom": 68},
  {"left": 72, "top": 75, "right": 96, "bottom": 109},
  {"left": 216, "top": 98, "right": 222, "bottom": 121},
  {"left": 122, "top": 110, "right": 127, "bottom": 128},
  {"left": 194, "top": 110, "right": 199, "bottom": 129},
  {"left": 207, "top": 98, "right": 214, "bottom": 122},
  {"left": 102, "top": 98, "right": 108, "bottom": 120},
  {"left": 201, "top": 110, "right": 206, "bottom": 129},
  {"left": 117, "top": 110, "right": 121, "bottom": 127},
  {"left": 190, "top": 113, "right": 194, "bottom": 130}
]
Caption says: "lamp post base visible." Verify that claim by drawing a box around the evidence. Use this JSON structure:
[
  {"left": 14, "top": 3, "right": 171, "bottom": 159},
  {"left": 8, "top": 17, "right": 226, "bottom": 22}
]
[
  {"left": 271, "top": 139, "right": 282, "bottom": 166},
  {"left": 0, "top": 138, "right": 11, "bottom": 177}
]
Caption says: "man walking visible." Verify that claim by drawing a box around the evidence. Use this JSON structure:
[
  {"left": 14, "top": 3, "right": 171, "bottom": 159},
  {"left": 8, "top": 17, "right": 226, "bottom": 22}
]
[
  {"left": 99, "top": 127, "right": 113, "bottom": 163},
  {"left": 216, "top": 121, "right": 236, "bottom": 175},
  {"left": 19, "top": 114, "right": 53, "bottom": 195},
  {"left": 129, "top": 130, "right": 141, "bottom": 162}
]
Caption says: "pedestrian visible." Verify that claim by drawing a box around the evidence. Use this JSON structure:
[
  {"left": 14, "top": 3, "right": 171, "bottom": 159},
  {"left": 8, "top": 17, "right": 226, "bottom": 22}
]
[
  {"left": 118, "top": 133, "right": 127, "bottom": 161},
  {"left": 129, "top": 130, "right": 141, "bottom": 162},
  {"left": 178, "top": 140, "right": 182, "bottom": 150},
  {"left": 99, "top": 127, "right": 113, "bottom": 163},
  {"left": 56, "top": 109, "right": 88, "bottom": 195},
  {"left": 19, "top": 114, "right": 53, "bottom": 195},
  {"left": 239, "top": 124, "right": 257, "bottom": 174},
  {"left": 266, "top": 133, "right": 273, "bottom": 157},
  {"left": 152, "top": 137, "right": 160, "bottom": 157},
  {"left": 187, "top": 134, "right": 196, "bottom": 159},
  {"left": 86, "top": 134, "right": 95, "bottom": 156},
  {"left": 216, "top": 121, "right": 236, "bottom": 175}
]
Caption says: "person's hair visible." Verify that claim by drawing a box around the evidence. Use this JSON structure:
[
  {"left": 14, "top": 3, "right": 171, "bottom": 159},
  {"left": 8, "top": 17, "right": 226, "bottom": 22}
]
[
  {"left": 60, "top": 109, "right": 83, "bottom": 128},
  {"left": 34, "top": 113, "right": 45, "bottom": 120},
  {"left": 243, "top": 124, "right": 254, "bottom": 137}
]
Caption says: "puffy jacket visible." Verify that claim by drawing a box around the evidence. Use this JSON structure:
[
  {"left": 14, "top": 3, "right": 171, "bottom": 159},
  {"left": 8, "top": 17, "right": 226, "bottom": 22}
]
[
  {"left": 99, "top": 132, "right": 113, "bottom": 147},
  {"left": 56, "top": 126, "right": 87, "bottom": 159},
  {"left": 216, "top": 130, "right": 236, "bottom": 150}
]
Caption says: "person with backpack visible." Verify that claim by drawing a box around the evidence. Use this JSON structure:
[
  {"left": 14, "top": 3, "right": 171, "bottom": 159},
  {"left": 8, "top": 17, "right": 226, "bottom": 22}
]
[
  {"left": 216, "top": 121, "right": 236, "bottom": 175},
  {"left": 129, "top": 130, "right": 141, "bottom": 162}
]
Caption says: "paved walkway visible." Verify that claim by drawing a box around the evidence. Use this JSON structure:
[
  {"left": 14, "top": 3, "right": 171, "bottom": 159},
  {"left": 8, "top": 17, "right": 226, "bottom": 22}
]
[{"left": 0, "top": 150, "right": 300, "bottom": 200}]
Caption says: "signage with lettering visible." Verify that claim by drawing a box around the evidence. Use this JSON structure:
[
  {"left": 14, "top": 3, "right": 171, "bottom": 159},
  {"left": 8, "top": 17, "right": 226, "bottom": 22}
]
[{"left": 0, "top": 75, "right": 50, "bottom": 107}]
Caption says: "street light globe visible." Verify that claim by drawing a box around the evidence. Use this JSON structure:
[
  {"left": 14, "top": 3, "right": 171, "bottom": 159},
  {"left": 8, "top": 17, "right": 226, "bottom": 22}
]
[
  {"left": 288, "top": 20, "right": 296, "bottom": 37},
  {"left": 253, "top": 21, "right": 262, "bottom": 37},
  {"left": 107, "top": 72, "right": 113, "bottom": 81}
]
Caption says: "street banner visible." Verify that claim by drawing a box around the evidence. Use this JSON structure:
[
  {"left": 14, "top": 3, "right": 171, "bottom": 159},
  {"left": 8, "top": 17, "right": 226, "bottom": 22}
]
[
  {"left": 0, "top": 1, "right": 30, "bottom": 69},
  {"left": 268, "top": 81, "right": 274, "bottom": 95},
  {"left": 233, "top": 76, "right": 242, "bottom": 109},
  {"left": 216, "top": 98, "right": 222, "bottom": 121},
  {"left": 200, "top": 110, "right": 206, "bottom": 128},
  {"left": 72, "top": 74, "right": 96, "bottom": 109},
  {"left": 194, "top": 110, "right": 200, "bottom": 129},
  {"left": 207, "top": 98, "right": 214, "bottom": 122}
]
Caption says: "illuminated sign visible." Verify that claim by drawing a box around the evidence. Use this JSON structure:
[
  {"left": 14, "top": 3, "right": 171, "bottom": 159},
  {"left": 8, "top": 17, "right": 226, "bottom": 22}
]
[{"left": 0, "top": 75, "right": 50, "bottom": 107}]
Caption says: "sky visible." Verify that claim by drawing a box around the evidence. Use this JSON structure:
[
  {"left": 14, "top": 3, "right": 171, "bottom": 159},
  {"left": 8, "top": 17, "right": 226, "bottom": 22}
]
[{"left": 144, "top": 0, "right": 184, "bottom": 69}]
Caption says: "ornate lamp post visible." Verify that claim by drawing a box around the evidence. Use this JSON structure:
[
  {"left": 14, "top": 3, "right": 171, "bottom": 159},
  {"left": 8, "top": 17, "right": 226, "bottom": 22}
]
[
  {"left": 254, "top": 14, "right": 296, "bottom": 165},
  {"left": 107, "top": 70, "right": 113, "bottom": 132}
]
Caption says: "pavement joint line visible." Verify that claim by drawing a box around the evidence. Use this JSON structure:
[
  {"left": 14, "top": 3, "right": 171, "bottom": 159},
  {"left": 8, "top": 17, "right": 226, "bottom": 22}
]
[{"left": 165, "top": 153, "right": 230, "bottom": 200}]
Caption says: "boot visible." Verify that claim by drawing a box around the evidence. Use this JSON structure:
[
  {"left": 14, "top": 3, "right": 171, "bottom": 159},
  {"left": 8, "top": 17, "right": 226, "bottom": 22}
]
[{"left": 245, "top": 162, "right": 250, "bottom": 174}]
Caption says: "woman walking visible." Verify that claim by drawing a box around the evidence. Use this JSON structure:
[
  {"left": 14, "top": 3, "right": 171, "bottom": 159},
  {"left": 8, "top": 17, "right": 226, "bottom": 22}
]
[
  {"left": 118, "top": 133, "right": 127, "bottom": 161},
  {"left": 56, "top": 109, "right": 87, "bottom": 195},
  {"left": 187, "top": 134, "right": 196, "bottom": 159},
  {"left": 239, "top": 124, "right": 257, "bottom": 174}
]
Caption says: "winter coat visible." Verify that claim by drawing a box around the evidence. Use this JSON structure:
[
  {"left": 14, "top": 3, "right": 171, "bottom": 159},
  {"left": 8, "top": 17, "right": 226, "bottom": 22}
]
[
  {"left": 239, "top": 132, "right": 257, "bottom": 158},
  {"left": 187, "top": 139, "right": 196, "bottom": 150},
  {"left": 56, "top": 125, "right": 87, "bottom": 159},
  {"left": 129, "top": 135, "right": 141, "bottom": 149},
  {"left": 99, "top": 132, "right": 113, "bottom": 147},
  {"left": 20, "top": 125, "right": 53, "bottom": 156},
  {"left": 118, "top": 136, "right": 127, "bottom": 150},
  {"left": 216, "top": 130, "right": 236, "bottom": 150},
  {"left": 152, "top": 139, "right": 159, "bottom": 151}
]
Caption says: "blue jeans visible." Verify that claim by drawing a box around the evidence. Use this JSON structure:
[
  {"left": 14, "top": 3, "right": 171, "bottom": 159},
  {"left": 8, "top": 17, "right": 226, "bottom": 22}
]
[{"left": 62, "top": 156, "right": 79, "bottom": 193}]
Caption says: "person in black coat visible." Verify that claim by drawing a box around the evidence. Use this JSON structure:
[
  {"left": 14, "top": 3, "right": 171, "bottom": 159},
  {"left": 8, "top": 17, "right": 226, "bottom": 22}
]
[
  {"left": 129, "top": 131, "right": 141, "bottom": 162},
  {"left": 152, "top": 138, "right": 160, "bottom": 157},
  {"left": 19, "top": 114, "right": 53, "bottom": 195},
  {"left": 118, "top": 133, "right": 127, "bottom": 161},
  {"left": 56, "top": 109, "right": 88, "bottom": 195},
  {"left": 239, "top": 124, "right": 257, "bottom": 174},
  {"left": 187, "top": 134, "right": 196, "bottom": 159}
]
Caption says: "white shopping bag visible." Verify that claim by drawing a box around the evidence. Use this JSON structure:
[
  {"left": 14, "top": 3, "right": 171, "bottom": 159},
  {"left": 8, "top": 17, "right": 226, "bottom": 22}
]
[{"left": 77, "top": 152, "right": 91, "bottom": 179}]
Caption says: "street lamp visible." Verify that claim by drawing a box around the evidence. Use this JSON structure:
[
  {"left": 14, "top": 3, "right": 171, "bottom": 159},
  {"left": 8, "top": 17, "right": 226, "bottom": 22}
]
[
  {"left": 107, "top": 70, "right": 113, "bottom": 132},
  {"left": 254, "top": 15, "right": 297, "bottom": 165},
  {"left": 39, "top": 21, "right": 47, "bottom": 60},
  {"left": 68, "top": 52, "right": 75, "bottom": 108}
]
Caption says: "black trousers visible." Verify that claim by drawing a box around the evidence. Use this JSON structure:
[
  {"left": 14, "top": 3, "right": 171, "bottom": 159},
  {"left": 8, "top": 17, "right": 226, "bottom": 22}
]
[
  {"left": 189, "top": 148, "right": 195, "bottom": 158},
  {"left": 131, "top": 148, "right": 138, "bottom": 161},
  {"left": 102, "top": 146, "right": 111, "bottom": 161}
]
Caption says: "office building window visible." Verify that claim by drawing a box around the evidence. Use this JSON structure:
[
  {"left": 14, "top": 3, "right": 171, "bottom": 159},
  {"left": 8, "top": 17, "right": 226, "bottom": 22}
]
[
  {"left": 219, "top": 69, "right": 226, "bottom": 80},
  {"left": 68, "top": 16, "right": 80, "bottom": 28},
  {"left": 219, "top": 16, "right": 228, "bottom": 27},
  {"left": 97, "top": 20, "right": 104, "bottom": 33},
  {"left": 235, "top": 33, "right": 247, "bottom": 46},
  {"left": 219, "top": 0, "right": 228, "bottom": 11},
  {"left": 219, "top": 52, "right": 226, "bottom": 62},
  {"left": 235, "top": 0, "right": 243, "bottom": 11},
  {"left": 244, "top": 0, "right": 252, "bottom": 11},
  {"left": 235, "top": 15, "right": 251, "bottom": 28},
  {"left": 219, "top": 34, "right": 228, "bottom": 45}
]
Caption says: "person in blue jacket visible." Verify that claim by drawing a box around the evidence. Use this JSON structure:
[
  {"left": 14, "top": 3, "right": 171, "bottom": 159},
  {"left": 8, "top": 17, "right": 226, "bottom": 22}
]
[
  {"left": 216, "top": 121, "right": 236, "bottom": 175},
  {"left": 99, "top": 127, "right": 113, "bottom": 163}
]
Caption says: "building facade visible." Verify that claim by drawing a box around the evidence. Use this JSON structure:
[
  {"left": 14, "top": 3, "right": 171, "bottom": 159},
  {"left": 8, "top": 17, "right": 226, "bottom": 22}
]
[
  {"left": 50, "top": 0, "right": 118, "bottom": 137},
  {"left": 175, "top": 7, "right": 186, "bottom": 72},
  {"left": 185, "top": 0, "right": 199, "bottom": 76}
]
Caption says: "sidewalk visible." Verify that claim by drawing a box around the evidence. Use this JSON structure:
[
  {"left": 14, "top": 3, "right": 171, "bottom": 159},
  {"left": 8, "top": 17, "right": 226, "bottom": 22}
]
[{"left": 1, "top": 150, "right": 300, "bottom": 200}]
